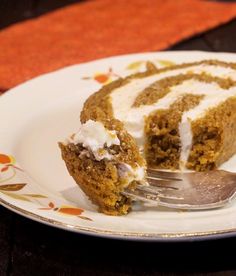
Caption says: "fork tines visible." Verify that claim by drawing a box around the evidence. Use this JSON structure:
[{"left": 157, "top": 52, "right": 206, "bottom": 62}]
[
  {"left": 146, "top": 168, "right": 183, "bottom": 189},
  {"left": 123, "top": 169, "right": 186, "bottom": 206},
  {"left": 123, "top": 168, "right": 236, "bottom": 210},
  {"left": 147, "top": 168, "right": 183, "bottom": 181}
]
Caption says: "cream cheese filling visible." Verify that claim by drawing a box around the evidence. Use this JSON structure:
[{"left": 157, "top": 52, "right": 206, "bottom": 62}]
[
  {"left": 65, "top": 120, "right": 120, "bottom": 161},
  {"left": 117, "top": 163, "right": 146, "bottom": 187}
]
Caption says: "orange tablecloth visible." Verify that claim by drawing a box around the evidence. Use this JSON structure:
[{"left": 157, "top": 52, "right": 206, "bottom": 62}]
[{"left": 1, "top": 0, "right": 236, "bottom": 90}]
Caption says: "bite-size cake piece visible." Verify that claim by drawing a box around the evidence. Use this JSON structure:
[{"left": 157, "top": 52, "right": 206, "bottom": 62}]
[
  {"left": 60, "top": 59, "right": 236, "bottom": 215},
  {"left": 59, "top": 119, "right": 145, "bottom": 215}
]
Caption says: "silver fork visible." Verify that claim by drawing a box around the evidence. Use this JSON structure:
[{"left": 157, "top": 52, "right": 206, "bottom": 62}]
[{"left": 122, "top": 169, "right": 236, "bottom": 210}]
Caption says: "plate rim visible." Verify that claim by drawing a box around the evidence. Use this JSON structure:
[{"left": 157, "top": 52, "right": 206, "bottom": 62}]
[
  {"left": 2, "top": 50, "right": 236, "bottom": 241},
  {"left": 2, "top": 195, "right": 236, "bottom": 242}
]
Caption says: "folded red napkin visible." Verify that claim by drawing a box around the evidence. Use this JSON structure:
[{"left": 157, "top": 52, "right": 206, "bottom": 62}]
[{"left": 0, "top": 0, "right": 236, "bottom": 90}]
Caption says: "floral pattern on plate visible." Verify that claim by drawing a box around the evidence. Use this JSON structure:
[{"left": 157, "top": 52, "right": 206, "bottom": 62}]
[
  {"left": 0, "top": 153, "right": 92, "bottom": 222},
  {"left": 81, "top": 59, "right": 175, "bottom": 84}
]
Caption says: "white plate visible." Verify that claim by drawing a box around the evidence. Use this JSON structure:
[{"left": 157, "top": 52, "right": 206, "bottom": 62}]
[{"left": 1, "top": 51, "right": 236, "bottom": 241}]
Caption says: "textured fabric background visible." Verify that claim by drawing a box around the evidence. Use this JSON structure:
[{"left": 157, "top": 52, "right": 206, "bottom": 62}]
[{"left": 1, "top": 0, "right": 236, "bottom": 90}]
